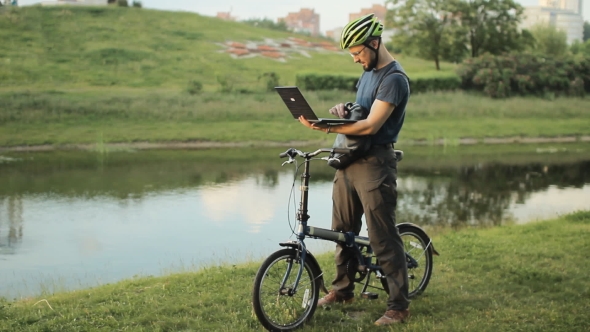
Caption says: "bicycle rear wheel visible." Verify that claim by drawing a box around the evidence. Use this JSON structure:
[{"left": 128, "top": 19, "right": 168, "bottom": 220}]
[
  {"left": 252, "top": 248, "right": 320, "bottom": 331},
  {"left": 380, "top": 225, "right": 433, "bottom": 298}
]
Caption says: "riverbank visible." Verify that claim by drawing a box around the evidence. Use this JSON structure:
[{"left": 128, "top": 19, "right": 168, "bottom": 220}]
[
  {"left": 1, "top": 90, "right": 590, "bottom": 149},
  {"left": 1, "top": 135, "right": 590, "bottom": 153},
  {"left": 1, "top": 211, "right": 588, "bottom": 331}
]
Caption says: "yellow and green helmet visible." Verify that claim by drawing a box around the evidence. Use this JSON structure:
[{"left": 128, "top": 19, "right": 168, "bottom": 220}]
[{"left": 340, "top": 13, "right": 384, "bottom": 49}]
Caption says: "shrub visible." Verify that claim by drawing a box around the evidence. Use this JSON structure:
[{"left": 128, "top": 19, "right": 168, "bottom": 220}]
[
  {"left": 117, "top": 0, "right": 128, "bottom": 7},
  {"left": 410, "top": 75, "right": 461, "bottom": 94},
  {"left": 258, "top": 72, "right": 280, "bottom": 92},
  {"left": 187, "top": 80, "right": 203, "bottom": 95},
  {"left": 295, "top": 73, "right": 358, "bottom": 91},
  {"left": 132, "top": 1, "right": 142, "bottom": 8},
  {"left": 457, "top": 53, "right": 589, "bottom": 98},
  {"left": 295, "top": 73, "right": 460, "bottom": 94},
  {"left": 216, "top": 75, "right": 233, "bottom": 93}
]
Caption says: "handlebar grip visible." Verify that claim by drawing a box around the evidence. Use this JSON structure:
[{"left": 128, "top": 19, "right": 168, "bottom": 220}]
[
  {"left": 279, "top": 148, "right": 295, "bottom": 158},
  {"left": 332, "top": 148, "right": 353, "bottom": 155}
]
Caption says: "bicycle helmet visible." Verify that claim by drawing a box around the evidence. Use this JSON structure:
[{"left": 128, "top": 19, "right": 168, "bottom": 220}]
[{"left": 340, "top": 13, "right": 383, "bottom": 50}]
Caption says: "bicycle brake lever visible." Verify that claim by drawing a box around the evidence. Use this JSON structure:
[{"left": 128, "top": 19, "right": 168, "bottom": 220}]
[{"left": 281, "top": 159, "right": 294, "bottom": 166}]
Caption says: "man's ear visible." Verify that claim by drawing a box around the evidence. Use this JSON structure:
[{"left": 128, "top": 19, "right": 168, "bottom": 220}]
[{"left": 370, "top": 39, "right": 379, "bottom": 49}]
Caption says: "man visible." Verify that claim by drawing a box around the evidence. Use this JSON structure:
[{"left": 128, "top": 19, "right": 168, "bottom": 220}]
[{"left": 298, "top": 13, "right": 411, "bottom": 326}]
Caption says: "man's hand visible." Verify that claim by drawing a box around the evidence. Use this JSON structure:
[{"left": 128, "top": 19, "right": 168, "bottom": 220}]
[
  {"left": 298, "top": 116, "right": 328, "bottom": 133},
  {"left": 329, "top": 103, "right": 349, "bottom": 119}
]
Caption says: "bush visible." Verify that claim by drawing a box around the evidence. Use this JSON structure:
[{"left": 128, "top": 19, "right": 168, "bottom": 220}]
[
  {"left": 457, "top": 53, "right": 590, "bottom": 98},
  {"left": 295, "top": 72, "right": 460, "bottom": 94},
  {"left": 258, "top": 72, "right": 280, "bottom": 92},
  {"left": 216, "top": 75, "right": 233, "bottom": 93},
  {"left": 187, "top": 80, "right": 203, "bottom": 95},
  {"left": 117, "top": 0, "right": 128, "bottom": 7},
  {"left": 132, "top": 1, "right": 142, "bottom": 8},
  {"left": 295, "top": 73, "right": 358, "bottom": 91},
  {"left": 410, "top": 75, "right": 461, "bottom": 94}
]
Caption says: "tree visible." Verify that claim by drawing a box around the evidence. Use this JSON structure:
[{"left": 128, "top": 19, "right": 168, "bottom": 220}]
[
  {"left": 450, "top": 0, "right": 526, "bottom": 57},
  {"left": 387, "top": 0, "right": 466, "bottom": 70},
  {"left": 241, "top": 18, "right": 288, "bottom": 32},
  {"left": 584, "top": 21, "right": 590, "bottom": 42},
  {"left": 528, "top": 24, "right": 568, "bottom": 57}
]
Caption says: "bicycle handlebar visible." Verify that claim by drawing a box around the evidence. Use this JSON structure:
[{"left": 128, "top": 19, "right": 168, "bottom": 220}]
[{"left": 279, "top": 147, "right": 352, "bottom": 159}]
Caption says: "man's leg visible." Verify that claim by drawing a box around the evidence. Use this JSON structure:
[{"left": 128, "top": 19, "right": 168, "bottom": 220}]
[
  {"left": 328, "top": 169, "right": 364, "bottom": 299},
  {"left": 357, "top": 147, "right": 410, "bottom": 312}
]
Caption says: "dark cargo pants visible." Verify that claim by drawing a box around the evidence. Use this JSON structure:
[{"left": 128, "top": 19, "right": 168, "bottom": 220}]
[{"left": 330, "top": 144, "right": 410, "bottom": 311}]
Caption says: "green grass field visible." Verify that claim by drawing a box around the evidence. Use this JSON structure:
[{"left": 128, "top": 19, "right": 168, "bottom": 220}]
[{"left": 1, "top": 211, "right": 588, "bottom": 331}]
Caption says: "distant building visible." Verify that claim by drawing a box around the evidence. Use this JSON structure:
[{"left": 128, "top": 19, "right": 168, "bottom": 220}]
[
  {"left": 348, "top": 4, "right": 387, "bottom": 22},
  {"left": 327, "top": 4, "right": 394, "bottom": 43},
  {"left": 522, "top": 0, "right": 584, "bottom": 44},
  {"left": 216, "top": 12, "right": 237, "bottom": 21},
  {"left": 539, "top": 0, "right": 583, "bottom": 14},
  {"left": 326, "top": 27, "right": 343, "bottom": 42},
  {"left": 279, "top": 8, "right": 320, "bottom": 37}
]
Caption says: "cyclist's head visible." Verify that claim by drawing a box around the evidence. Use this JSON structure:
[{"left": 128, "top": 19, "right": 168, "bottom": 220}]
[{"left": 340, "top": 13, "right": 383, "bottom": 50}]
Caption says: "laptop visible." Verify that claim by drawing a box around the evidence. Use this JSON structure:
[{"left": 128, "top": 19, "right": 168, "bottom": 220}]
[{"left": 275, "top": 86, "right": 358, "bottom": 125}]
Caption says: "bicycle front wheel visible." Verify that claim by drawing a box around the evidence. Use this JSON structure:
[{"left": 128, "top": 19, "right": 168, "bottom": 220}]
[{"left": 252, "top": 248, "right": 320, "bottom": 331}]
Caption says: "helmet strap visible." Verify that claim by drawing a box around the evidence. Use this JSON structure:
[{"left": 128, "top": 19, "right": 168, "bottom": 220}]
[{"left": 364, "top": 37, "right": 381, "bottom": 70}]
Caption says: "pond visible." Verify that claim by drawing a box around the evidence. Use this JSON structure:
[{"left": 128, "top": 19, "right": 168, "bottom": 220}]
[{"left": 1, "top": 143, "right": 589, "bottom": 299}]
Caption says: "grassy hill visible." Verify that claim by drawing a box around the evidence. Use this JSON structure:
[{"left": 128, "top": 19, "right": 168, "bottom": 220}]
[{"left": 0, "top": 5, "right": 456, "bottom": 92}]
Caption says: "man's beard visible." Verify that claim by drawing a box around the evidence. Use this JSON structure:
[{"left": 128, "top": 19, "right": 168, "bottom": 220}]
[{"left": 363, "top": 54, "right": 378, "bottom": 72}]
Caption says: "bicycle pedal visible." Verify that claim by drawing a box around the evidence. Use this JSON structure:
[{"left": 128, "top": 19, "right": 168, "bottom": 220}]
[{"left": 361, "top": 292, "right": 378, "bottom": 300}]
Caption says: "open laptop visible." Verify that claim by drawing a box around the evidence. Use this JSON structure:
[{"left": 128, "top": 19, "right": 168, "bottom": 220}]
[{"left": 275, "top": 86, "right": 358, "bottom": 125}]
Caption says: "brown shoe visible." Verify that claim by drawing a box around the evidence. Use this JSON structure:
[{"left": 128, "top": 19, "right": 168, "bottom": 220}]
[
  {"left": 374, "top": 309, "right": 410, "bottom": 326},
  {"left": 317, "top": 290, "right": 354, "bottom": 306}
]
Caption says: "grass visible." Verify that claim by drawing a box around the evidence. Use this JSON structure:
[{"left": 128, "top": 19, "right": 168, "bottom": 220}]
[{"left": 1, "top": 211, "right": 588, "bottom": 331}]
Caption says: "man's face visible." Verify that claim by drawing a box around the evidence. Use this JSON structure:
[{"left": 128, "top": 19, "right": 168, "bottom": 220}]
[{"left": 349, "top": 41, "right": 377, "bottom": 71}]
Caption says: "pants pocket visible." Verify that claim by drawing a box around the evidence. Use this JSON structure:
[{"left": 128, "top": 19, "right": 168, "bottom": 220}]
[{"left": 363, "top": 174, "right": 388, "bottom": 211}]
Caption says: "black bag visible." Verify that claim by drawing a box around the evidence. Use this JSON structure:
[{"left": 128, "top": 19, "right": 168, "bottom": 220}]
[{"left": 327, "top": 102, "right": 371, "bottom": 170}]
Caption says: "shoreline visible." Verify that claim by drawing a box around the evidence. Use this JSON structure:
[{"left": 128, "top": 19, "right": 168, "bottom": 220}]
[{"left": 1, "top": 135, "right": 589, "bottom": 152}]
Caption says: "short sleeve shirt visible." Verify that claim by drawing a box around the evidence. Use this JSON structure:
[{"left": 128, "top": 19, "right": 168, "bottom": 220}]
[{"left": 354, "top": 61, "right": 410, "bottom": 144}]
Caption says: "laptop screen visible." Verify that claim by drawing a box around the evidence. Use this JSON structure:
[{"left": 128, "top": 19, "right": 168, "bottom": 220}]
[{"left": 275, "top": 87, "right": 319, "bottom": 120}]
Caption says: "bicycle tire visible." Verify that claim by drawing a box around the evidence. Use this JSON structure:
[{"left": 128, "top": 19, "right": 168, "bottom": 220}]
[
  {"left": 380, "top": 224, "right": 433, "bottom": 299},
  {"left": 252, "top": 248, "right": 321, "bottom": 331}
]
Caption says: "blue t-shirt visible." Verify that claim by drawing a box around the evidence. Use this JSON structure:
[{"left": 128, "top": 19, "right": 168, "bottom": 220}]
[{"left": 355, "top": 61, "right": 410, "bottom": 144}]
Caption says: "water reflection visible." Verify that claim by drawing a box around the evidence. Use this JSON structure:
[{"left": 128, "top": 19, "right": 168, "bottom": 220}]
[
  {"left": 0, "top": 144, "right": 588, "bottom": 298},
  {"left": 398, "top": 160, "right": 590, "bottom": 228},
  {"left": 0, "top": 195, "right": 24, "bottom": 256}
]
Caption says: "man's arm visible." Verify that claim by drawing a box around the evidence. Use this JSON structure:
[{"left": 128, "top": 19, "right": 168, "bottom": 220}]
[{"left": 299, "top": 99, "right": 395, "bottom": 135}]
